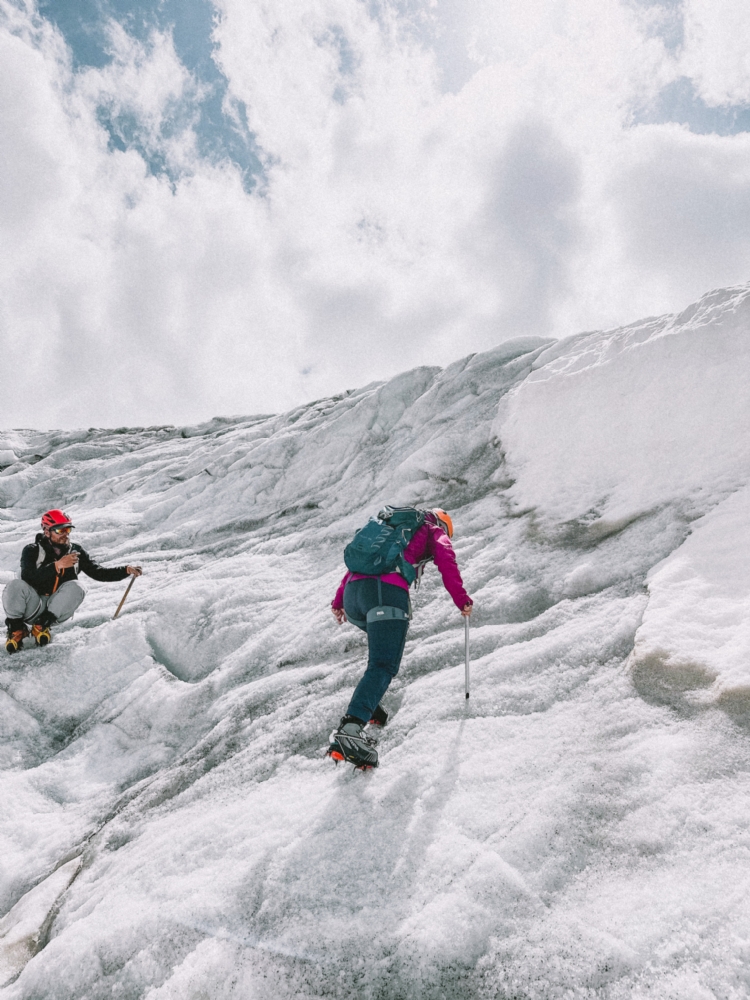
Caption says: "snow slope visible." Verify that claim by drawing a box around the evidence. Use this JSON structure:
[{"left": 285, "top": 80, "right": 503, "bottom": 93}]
[{"left": 0, "top": 283, "right": 748, "bottom": 999}]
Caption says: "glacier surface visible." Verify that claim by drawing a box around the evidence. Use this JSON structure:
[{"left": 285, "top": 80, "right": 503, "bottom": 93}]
[{"left": 0, "top": 283, "right": 749, "bottom": 999}]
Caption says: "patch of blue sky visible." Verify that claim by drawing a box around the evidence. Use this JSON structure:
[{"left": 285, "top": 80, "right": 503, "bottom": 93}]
[
  {"left": 317, "top": 24, "right": 360, "bottom": 104},
  {"left": 628, "top": 0, "right": 684, "bottom": 53},
  {"left": 635, "top": 77, "right": 750, "bottom": 136},
  {"left": 37, "top": 0, "right": 263, "bottom": 192}
]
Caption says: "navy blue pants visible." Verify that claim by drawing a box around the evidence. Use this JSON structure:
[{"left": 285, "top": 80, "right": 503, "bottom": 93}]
[{"left": 343, "top": 578, "right": 410, "bottom": 724}]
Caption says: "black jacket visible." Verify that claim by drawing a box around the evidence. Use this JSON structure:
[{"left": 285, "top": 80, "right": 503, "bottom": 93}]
[{"left": 21, "top": 533, "right": 129, "bottom": 597}]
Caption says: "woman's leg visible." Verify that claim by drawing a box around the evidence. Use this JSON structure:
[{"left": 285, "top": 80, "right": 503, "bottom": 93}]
[{"left": 345, "top": 580, "right": 409, "bottom": 724}]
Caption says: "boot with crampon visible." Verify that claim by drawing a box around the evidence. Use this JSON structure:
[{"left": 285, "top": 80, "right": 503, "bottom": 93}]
[
  {"left": 5, "top": 618, "right": 29, "bottom": 655},
  {"left": 31, "top": 611, "right": 57, "bottom": 647},
  {"left": 327, "top": 716, "right": 379, "bottom": 769}
]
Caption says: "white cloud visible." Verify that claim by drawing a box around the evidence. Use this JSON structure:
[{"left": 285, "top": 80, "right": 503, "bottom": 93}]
[
  {"left": 1, "top": 0, "right": 750, "bottom": 428},
  {"left": 608, "top": 124, "right": 750, "bottom": 304},
  {"left": 682, "top": 0, "right": 750, "bottom": 105}
]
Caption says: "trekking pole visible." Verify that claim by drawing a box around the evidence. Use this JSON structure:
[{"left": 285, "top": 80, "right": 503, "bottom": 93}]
[
  {"left": 113, "top": 575, "right": 136, "bottom": 620},
  {"left": 464, "top": 615, "right": 470, "bottom": 700}
]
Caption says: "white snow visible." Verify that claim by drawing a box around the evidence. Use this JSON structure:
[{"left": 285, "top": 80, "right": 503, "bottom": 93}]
[
  {"left": 497, "top": 284, "right": 750, "bottom": 522},
  {"left": 0, "top": 858, "right": 81, "bottom": 988},
  {"left": 631, "top": 484, "right": 750, "bottom": 704},
  {"left": 0, "top": 283, "right": 748, "bottom": 998}
]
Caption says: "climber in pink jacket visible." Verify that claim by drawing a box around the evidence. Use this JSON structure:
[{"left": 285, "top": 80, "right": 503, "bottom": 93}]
[{"left": 328, "top": 509, "right": 472, "bottom": 768}]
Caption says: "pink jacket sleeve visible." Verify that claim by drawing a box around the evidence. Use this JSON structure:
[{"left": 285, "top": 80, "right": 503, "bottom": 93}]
[
  {"left": 428, "top": 526, "right": 472, "bottom": 610},
  {"left": 332, "top": 571, "right": 351, "bottom": 609}
]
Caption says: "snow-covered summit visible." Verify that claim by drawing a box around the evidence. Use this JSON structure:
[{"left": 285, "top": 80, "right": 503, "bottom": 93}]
[{"left": 0, "top": 283, "right": 748, "bottom": 998}]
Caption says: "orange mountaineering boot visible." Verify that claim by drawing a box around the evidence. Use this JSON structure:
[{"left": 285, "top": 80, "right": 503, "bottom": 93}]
[
  {"left": 5, "top": 619, "right": 29, "bottom": 654},
  {"left": 30, "top": 623, "right": 52, "bottom": 647}
]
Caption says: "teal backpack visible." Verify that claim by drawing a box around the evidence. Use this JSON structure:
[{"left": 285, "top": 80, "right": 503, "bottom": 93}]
[{"left": 344, "top": 506, "right": 426, "bottom": 584}]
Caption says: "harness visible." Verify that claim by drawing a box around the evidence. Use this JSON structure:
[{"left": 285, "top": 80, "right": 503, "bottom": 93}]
[{"left": 347, "top": 578, "right": 412, "bottom": 632}]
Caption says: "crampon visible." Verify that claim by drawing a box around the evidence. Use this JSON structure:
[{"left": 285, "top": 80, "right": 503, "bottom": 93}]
[{"left": 327, "top": 717, "right": 379, "bottom": 770}]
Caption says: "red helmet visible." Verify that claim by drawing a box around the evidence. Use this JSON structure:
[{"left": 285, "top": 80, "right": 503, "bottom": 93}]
[
  {"left": 41, "top": 509, "right": 74, "bottom": 530},
  {"left": 432, "top": 508, "right": 453, "bottom": 538}
]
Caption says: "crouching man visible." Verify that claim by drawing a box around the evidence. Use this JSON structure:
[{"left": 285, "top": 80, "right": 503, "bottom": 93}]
[{"left": 3, "top": 509, "right": 142, "bottom": 653}]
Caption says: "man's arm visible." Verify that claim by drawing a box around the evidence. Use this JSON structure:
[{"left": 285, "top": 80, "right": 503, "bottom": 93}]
[{"left": 77, "top": 547, "right": 135, "bottom": 582}]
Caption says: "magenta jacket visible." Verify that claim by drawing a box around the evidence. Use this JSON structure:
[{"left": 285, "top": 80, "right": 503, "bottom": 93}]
[{"left": 332, "top": 522, "right": 472, "bottom": 611}]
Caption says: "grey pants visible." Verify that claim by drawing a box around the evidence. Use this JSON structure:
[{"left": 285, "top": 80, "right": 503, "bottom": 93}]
[{"left": 2, "top": 579, "right": 85, "bottom": 624}]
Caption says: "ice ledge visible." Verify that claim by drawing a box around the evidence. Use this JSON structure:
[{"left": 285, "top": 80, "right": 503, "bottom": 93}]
[{"left": 629, "top": 485, "right": 750, "bottom": 706}]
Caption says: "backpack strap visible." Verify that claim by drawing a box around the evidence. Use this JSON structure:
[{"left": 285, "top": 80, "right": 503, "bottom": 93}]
[
  {"left": 412, "top": 559, "right": 429, "bottom": 590},
  {"left": 395, "top": 553, "right": 417, "bottom": 585}
]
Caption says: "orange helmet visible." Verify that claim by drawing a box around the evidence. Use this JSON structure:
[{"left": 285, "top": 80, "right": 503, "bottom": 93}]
[{"left": 432, "top": 508, "right": 453, "bottom": 538}]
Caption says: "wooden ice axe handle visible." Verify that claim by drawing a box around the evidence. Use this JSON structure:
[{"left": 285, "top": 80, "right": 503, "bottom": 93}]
[{"left": 113, "top": 575, "right": 136, "bottom": 620}]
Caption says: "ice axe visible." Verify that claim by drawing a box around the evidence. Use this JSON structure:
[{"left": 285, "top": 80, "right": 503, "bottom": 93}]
[
  {"left": 113, "top": 575, "right": 137, "bottom": 620},
  {"left": 464, "top": 615, "right": 470, "bottom": 700}
]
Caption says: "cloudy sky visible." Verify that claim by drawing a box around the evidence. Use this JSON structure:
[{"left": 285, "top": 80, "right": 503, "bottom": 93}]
[{"left": 1, "top": 0, "right": 749, "bottom": 428}]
